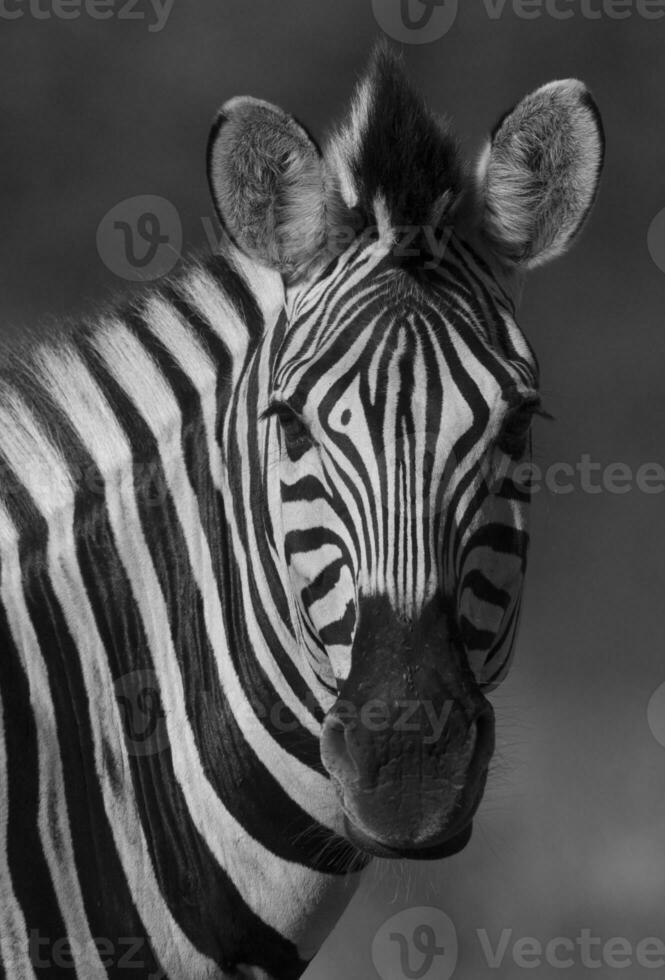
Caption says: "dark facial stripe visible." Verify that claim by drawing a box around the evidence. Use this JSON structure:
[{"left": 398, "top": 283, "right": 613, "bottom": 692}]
[
  {"left": 482, "top": 599, "right": 523, "bottom": 685},
  {"left": 301, "top": 558, "right": 347, "bottom": 610},
  {"left": 461, "top": 569, "right": 511, "bottom": 610},
  {"left": 317, "top": 601, "right": 356, "bottom": 647},
  {"left": 272, "top": 240, "right": 533, "bottom": 695},
  {"left": 226, "top": 362, "right": 329, "bottom": 733}
]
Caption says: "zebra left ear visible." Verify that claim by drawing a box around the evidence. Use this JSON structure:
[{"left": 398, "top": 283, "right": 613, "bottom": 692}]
[
  {"left": 207, "top": 96, "right": 330, "bottom": 281},
  {"left": 476, "top": 80, "right": 604, "bottom": 269}
]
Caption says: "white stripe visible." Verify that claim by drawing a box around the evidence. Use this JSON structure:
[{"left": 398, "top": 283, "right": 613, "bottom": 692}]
[
  {"left": 142, "top": 294, "right": 224, "bottom": 492},
  {"left": 0, "top": 505, "right": 107, "bottom": 980},
  {"left": 0, "top": 384, "right": 224, "bottom": 980},
  {"left": 382, "top": 328, "right": 407, "bottom": 608},
  {"left": 180, "top": 269, "right": 250, "bottom": 385},
  {"left": 0, "top": 604, "right": 37, "bottom": 980},
  {"left": 225, "top": 249, "right": 284, "bottom": 330},
  {"left": 90, "top": 320, "right": 340, "bottom": 834},
  {"left": 411, "top": 333, "right": 428, "bottom": 608},
  {"left": 35, "top": 336, "right": 340, "bottom": 943},
  {"left": 142, "top": 297, "right": 330, "bottom": 730},
  {"left": 228, "top": 350, "right": 331, "bottom": 720}
]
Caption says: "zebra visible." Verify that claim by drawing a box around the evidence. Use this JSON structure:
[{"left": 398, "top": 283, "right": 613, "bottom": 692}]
[{"left": 0, "top": 45, "right": 603, "bottom": 980}]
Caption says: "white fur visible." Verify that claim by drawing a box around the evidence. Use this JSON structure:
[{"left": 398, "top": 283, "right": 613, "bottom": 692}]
[
  {"left": 180, "top": 266, "right": 250, "bottom": 384},
  {"left": 0, "top": 504, "right": 108, "bottom": 979},
  {"left": 0, "top": 375, "right": 223, "bottom": 980},
  {"left": 476, "top": 79, "right": 603, "bottom": 267},
  {"left": 0, "top": 594, "right": 38, "bottom": 980},
  {"left": 325, "top": 76, "right": 373, "bottom": 210}
]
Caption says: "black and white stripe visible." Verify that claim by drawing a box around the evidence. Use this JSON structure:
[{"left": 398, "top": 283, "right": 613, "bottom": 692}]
[
  {"left": 0, "top": 249, "right": 363, "bottom": 980},
  {"left": 270, "top": 235, "right": 537, "bottom": 695},
  {"left": 0, "top": 42, "right": 604, "bottom": 979}
]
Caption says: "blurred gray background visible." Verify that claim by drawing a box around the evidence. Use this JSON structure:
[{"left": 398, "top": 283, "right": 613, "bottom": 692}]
[{"left": 1, "top": 2, "right": 663, "bottom": 978}]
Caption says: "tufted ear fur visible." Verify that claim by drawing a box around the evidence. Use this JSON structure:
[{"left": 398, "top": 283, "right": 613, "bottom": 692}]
[
  {"left": 208, "top": 56, "right": 604, "bottom": 282},
  {"left": 207, "top": 97, "right": 335, "bottom": 282},
  {"left": 476, "top": 80, "right": 604, "bottom": 269}
]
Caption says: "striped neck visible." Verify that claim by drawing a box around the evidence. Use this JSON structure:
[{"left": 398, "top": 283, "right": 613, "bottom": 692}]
[{"left": 0, "top": 244, "right": 366, "bottom": 980}]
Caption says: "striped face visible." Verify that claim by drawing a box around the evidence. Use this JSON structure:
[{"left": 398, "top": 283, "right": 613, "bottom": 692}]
[
  {"left": 210, "top": 45, "right": 603, "bottom": 859},
  {"left": 262, "top": 235, "right": 538, "bottom": 856}
]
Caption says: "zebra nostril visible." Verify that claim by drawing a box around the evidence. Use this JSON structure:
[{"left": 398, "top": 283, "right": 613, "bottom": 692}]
[
  {"left": 326, "top": 713, "right": 345, "bottom": 742},
  {"left": 321, "top": 713, "right": 359, "bottom": 786}
]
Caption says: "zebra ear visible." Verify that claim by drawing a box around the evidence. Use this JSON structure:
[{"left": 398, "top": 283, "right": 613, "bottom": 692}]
[
  {"left": 207, "top": 96, "right": 329, "bottom": 281},
  {"left": 476, "top": 80, "right": 604, "bottom": 269}
]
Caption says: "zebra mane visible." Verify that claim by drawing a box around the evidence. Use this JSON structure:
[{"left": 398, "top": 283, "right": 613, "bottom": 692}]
[
  {"left": 326, "top": 44, "right": 465, "bottom": 234},
  {"left": 0, "top": 238, "right": 260, "bottom": 390},
  {"left": 0, "top": 240, "right": 273, "bottom": 540}
]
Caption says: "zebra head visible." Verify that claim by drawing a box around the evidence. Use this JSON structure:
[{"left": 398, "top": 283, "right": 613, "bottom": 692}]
[{"left": 208, "top": 48, "right": 604, "bottom": 859}]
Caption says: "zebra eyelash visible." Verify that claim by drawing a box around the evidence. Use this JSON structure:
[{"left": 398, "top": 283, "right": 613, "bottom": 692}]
[
  {"left": 527, "top": 398, "right": 554, "bottom": 422},
  {"left": 505, "top": 394, "right": 554, "bottom": 422},
  {"left": 259, "top": 400, "right": 300, "bottom": 423},
  {"left": 522, "top": 402, "right": 556, "bottom": 422},
  {"left": 496, "top": 396, "right": 553, "bottom": 458},
  {"left": 260, "top": 400, "right": 315, "bottom": 450}
]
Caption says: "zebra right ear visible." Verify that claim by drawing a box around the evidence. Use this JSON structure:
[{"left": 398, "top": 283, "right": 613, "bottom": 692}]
[
  {"left": 476, "top": 80, "right": 604, "bottom": 269},
  {"left": 207, "top": 97, "right": 329, "bottom": 281}
]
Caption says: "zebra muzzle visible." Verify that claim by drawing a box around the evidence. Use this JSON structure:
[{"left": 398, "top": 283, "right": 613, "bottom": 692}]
[{"left": 319, "top": 595, "right": 494, "bottom": 858}]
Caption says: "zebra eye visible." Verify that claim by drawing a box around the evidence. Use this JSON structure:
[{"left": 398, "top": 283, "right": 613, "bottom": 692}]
[
  {"left": 497, "top": 405, "right": 535, "bottom": 458},
  {"left": 263, "top": 402, "right": 313, "bottom": 453}
]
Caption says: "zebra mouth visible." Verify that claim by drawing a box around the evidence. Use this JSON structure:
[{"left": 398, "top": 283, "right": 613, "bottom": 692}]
[{"left": 342, "top": 816, "right": 473, "bottom": 861}]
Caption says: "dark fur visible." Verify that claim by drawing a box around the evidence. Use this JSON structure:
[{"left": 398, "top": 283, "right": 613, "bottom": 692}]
[{"left": 332, "top": 44, "right": 465, "bottom": 230}]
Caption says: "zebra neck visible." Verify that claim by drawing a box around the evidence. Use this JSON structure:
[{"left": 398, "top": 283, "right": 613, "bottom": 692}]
[{"left": 0, "top": 247, "right": 364, "bottom": 979}]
